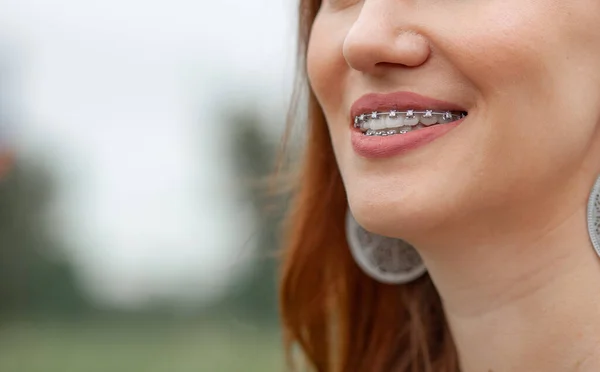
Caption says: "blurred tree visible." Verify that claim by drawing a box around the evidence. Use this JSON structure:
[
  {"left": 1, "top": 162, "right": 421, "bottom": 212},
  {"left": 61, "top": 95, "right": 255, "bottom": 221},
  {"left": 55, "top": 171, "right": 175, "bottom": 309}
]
[
  {"left": 0, "top": 149, "right": 11, "bottom": 180},
  {"left": 0, "top": 155, "right": 90, "bottom": 320},
  {"left": 0, "top": 44, "right": 90, "bottom": 320},
  {"left": 212, "top": 107, "right": 289, "bottom": 326}
]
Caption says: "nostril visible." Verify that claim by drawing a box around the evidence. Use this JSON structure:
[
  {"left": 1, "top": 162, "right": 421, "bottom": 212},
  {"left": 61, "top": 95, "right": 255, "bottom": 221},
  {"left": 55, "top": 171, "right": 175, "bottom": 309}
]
[{"left": 375, "top": 62, "right": 420, "bottom": 69}]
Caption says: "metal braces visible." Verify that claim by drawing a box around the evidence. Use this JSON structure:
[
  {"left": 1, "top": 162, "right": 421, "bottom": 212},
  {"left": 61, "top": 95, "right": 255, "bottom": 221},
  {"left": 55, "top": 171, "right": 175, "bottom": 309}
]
[{"left": 354, "top": 110, "right": 466, "bottom": 126}]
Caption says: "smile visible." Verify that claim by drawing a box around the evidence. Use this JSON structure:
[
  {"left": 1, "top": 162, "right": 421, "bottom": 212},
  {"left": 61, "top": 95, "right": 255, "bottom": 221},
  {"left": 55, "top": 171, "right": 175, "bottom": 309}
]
[
  {"left": 354, "top": 110, "right": 467, "bottom": 136},
  {"left": 349, "top": 92, "right": 469, "bottom": 158}
]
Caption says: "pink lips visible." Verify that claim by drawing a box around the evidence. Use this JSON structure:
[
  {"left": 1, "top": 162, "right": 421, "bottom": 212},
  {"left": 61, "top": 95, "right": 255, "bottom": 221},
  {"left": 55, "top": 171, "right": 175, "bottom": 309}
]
[{"left": 350, "top": 92, "right": 466, "bottom": 158}]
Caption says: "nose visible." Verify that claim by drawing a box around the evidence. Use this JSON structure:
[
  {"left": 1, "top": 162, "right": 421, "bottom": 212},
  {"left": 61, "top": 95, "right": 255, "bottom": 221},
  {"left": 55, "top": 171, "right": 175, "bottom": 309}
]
[{"left": 343, "top": 3, "right": 431, "bottom": 73}]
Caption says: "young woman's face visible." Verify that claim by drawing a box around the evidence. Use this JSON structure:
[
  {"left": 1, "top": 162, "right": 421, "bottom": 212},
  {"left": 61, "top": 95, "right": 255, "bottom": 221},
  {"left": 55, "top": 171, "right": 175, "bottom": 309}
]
[{"left": 307, "top": 0, "right": 600, "bottom": 243}]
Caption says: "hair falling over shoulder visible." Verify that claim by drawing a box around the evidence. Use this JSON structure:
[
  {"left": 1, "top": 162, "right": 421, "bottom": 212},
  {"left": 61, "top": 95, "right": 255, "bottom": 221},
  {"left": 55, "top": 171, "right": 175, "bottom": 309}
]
[{"left": 277, "top": 1, "right": 460, "bottom": 371}]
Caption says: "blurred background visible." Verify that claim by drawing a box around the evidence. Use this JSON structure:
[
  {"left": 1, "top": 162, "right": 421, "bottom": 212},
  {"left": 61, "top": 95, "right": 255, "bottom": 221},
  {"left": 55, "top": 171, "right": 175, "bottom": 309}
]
[{"left": 0, "top": 1, "right": 297, "bottom": 371}]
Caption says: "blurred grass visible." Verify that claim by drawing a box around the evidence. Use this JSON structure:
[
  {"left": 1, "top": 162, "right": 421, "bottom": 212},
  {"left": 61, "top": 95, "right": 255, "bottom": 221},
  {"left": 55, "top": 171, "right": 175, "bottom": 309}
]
[{"left": 0, "top": 320, "right": 283, "bottom": 372}]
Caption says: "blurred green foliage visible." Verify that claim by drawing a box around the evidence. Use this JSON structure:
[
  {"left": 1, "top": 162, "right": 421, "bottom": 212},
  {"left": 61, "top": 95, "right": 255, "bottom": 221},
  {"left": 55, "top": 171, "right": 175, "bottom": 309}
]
[
  {"left": 0, "top": 106, "right": 287, "bottom": 371},
  {"left": 0, "top": 156, "right": 90, "bottom": 320},
  {"left": 0, "top": 321, "right": 281, "bottom": 372},
  {"left": 209, "top": 107, "right": 286, "bottom": 327}
]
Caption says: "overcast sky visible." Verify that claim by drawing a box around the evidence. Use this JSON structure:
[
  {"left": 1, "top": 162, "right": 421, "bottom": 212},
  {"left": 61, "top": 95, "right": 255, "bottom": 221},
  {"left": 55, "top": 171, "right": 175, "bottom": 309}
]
[{"left": 0, "top": 0, "right": 297, "bottom": 307}]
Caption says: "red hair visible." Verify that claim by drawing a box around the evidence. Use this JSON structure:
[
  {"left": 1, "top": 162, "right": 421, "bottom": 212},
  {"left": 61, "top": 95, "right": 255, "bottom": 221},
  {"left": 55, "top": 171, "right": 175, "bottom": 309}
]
[{"left": 278, "top": 0, "right": 460, "bottom": 371}]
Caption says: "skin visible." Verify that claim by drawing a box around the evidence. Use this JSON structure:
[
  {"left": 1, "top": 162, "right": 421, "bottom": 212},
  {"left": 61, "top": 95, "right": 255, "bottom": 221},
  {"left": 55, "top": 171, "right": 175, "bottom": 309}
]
[{"left": 307, "top": 0, "right": 600, "bottom": 370}]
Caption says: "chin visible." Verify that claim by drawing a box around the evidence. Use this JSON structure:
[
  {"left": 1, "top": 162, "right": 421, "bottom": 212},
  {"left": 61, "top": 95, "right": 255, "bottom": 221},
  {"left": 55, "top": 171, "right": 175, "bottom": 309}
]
[{"left": 346, "top": 178, "right": 455, "bottom": 242}]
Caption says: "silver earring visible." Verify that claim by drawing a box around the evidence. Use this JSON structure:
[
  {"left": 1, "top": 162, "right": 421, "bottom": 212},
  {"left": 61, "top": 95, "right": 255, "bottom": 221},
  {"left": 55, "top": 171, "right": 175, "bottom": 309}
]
[
  {"left": 587, "top": 174, "right": 600, "bottom": 258},
  {"left": 345, "top": 209, "right": 427, "bottom": 284}
]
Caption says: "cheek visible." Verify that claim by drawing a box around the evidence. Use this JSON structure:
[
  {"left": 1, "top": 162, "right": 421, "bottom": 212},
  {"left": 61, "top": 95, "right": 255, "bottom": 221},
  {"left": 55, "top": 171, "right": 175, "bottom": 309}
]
[
  {"left": 446, "top": 1, "right": 600, "bottom": 175},
  {"left": 306, "top": 12, "right": 348, "bottom": 124},
  {"left": 307, "top": 12, "right": 354, "bottom": 169},
  {"left": 443, "top": 0, "right": 600, "bottom": 99},
  {"left": 443, "top": 2, "right": 554, "bottom": 96}
]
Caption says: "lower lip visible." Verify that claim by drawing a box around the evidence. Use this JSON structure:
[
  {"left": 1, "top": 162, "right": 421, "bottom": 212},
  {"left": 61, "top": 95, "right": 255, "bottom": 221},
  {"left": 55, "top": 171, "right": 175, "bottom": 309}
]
[{"left": 351, "top": 119, "right": 463, "bottom": 158}]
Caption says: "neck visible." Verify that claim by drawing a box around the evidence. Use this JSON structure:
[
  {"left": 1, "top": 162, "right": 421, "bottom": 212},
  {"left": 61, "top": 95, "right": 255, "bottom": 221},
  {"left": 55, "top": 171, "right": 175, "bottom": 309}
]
[{"left": 418, "top": 176, "right": 600, "bottom": 371}]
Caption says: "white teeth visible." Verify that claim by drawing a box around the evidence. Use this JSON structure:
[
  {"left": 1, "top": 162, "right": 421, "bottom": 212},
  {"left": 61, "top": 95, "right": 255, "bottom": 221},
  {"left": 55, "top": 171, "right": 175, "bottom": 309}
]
[
  {"left": 404, "top": 115, "right": 420, "bottom": 126},
  {"left": 439, "top": 111, "right": 454, "bottom": 124},
  {"left": 420, "top": 110, "right": 438, "bottom": 126},
  {"left": 355, "top": 109, "right": 466, "bottom": 135},
  {"left": 371, "top": 118, "right": 386, "bottom": 130},
  {"left": 383, "top": 117, "right": 404, "bottom": 128},
  {"left": 420, "top": 116, "right": 438, "bottom": 126}
]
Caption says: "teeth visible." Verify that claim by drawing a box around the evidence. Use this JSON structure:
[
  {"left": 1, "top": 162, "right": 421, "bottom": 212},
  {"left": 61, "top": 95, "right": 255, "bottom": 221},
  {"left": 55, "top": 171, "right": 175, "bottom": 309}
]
[
  {"left": 365, "top": 126, "right": 419, "bottom": 135},
  {"left": 421, "top": 116, "right": 438, "bottom": 126},
  {"left": 404, "top": 114, "right": 420, "bottom": 126},
  {"left": 371, "top": 118, "right": 386, "bottom": 130},
  {"left": 383, "top": 116, "right": 403, "bottom": 128},
  {"left": 355, "top": 109, "right": 466, "bottom": 135},
  {"left": 439, "top": 111, "right": 454, "bottom": 124},
  {"left": 420, "top": 110, "right": 438, "bottom": 126}
]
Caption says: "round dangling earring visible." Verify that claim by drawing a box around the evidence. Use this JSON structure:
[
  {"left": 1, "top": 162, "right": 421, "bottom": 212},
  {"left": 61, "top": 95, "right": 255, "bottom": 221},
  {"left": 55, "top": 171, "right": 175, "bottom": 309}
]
[
  {"left": 586, "top": 174, "right": 600, "bottom": 258},
  {"left": 345, "top": 209, "right": 427, "bottom": 284}
]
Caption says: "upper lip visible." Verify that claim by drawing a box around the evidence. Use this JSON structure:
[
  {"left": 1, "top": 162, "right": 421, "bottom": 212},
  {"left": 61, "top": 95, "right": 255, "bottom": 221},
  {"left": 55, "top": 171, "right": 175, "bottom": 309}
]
[{"left": 350, "top": 91, "right": 468, "bottom": 119}]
